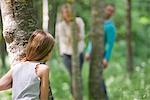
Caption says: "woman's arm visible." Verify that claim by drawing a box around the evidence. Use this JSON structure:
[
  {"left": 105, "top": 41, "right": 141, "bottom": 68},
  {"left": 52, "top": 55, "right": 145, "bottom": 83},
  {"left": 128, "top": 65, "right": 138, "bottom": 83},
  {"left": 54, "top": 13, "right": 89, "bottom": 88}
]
[
  {"left": 37, "top": 64, "right": 49, "bottom": 100},
  {"left": 0, "top": 69, "right": 12, "bottom": 91}
]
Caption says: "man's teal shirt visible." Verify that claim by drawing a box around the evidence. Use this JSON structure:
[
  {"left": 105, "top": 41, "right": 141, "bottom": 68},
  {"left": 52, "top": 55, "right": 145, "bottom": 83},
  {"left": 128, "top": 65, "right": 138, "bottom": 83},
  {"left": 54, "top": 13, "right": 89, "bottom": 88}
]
[{"left": 86, "top": 20, "right": 116, "bottom": 61}]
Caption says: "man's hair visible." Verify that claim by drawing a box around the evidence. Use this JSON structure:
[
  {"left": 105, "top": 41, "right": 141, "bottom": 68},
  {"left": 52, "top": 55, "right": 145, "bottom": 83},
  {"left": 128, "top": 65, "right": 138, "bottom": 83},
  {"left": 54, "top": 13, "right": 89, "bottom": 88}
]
[
  {"left": 105, "top": 3, "right": 116, "bottom": 13},
  {"left": 25, "top": 30, "right": 55, "bottom": 62},
  {"left": 105, "top": 3, "right": 115, "bottom": 9}
]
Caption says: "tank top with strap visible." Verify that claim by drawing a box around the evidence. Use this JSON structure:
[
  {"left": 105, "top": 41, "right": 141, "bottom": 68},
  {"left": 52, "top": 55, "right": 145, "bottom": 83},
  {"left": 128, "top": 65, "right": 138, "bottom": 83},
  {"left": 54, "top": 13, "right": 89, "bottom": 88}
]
[{"left": 12, "top": 61, "right": 41, "bottom": 100}]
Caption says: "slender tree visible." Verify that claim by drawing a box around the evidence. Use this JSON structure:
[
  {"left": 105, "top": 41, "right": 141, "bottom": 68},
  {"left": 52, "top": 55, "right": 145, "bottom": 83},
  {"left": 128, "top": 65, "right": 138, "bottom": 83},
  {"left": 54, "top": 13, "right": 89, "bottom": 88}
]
[
  {"left": 49, "top": 0, "right": 57, "bottom": 36},
  {"left": 0, "top": 35, "right": 7, "bottom": 71},
  {"left": 43, "top": 0, "right": 49, "bottom": 32},
  {"left": 126, "top": 0, "right": 133, "bottom": 72},
  {"left": 33, "top": 0, "right": 42, "bottom": 29},
  {"left": 0, "top": 9, "right": 7, "bottom": 70},
  {"left": 89, "top": 0, "right": 105, "bottom": 99},
  {"left": 68, "top": 1, "right": 83, "bottom": 100},
  {"left": 0, "top": 0, "right": 37, "bottom": 63}
]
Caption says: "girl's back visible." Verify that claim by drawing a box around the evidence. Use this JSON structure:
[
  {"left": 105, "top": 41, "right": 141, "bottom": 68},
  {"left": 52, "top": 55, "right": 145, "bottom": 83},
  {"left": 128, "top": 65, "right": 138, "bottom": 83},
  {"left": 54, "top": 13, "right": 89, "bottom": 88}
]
[
  {"left": 12, "top": 61, "right": 41, "bottom": 100},
  {"left": 0, "top": 30, "right": 55, "bottom": 100}
]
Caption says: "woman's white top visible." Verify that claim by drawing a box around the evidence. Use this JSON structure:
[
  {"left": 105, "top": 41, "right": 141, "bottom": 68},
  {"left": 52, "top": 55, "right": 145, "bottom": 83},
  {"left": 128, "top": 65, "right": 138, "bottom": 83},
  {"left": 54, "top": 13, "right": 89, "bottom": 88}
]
[{"left": 56, "top": 17, "right": 85, "bottom": 55}]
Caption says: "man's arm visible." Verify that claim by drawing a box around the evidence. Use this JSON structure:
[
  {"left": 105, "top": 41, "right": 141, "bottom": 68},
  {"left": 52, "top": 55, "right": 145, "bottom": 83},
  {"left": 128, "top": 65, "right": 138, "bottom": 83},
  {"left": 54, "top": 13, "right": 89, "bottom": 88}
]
[
  {"left": 103, "top": 24, "right": 116, "bottom": 67},
  {"left": 0, "top": 69, "right": 12, "bottom": 91}
]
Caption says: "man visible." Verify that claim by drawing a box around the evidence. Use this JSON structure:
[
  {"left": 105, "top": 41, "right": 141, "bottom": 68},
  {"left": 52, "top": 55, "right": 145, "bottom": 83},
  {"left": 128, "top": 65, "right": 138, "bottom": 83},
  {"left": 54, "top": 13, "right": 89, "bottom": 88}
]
[{"left": 85, "top": 4, "right": 116, "bottom": 99}]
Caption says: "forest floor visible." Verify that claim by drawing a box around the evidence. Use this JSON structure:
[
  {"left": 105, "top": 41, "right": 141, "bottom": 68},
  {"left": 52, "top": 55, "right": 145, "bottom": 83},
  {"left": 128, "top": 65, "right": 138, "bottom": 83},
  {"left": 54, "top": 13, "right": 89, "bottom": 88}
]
[{"left": 0, "top": 41, "right": 149, "bottom": 100}]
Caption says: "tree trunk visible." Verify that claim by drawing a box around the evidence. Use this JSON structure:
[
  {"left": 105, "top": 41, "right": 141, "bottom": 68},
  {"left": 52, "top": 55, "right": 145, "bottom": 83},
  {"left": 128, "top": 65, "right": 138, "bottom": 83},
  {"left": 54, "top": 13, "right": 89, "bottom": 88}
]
[
  {"left": 42, "top": 0, "right": 49, "bottom": 32},
  {"left": 0, "top": 0, "right": 37, "bottom": 63},
  {"left": 49, "top": 0, "right": 57, "bottom": 36},
  {"left": 89, "top": 0, "right": 105, "bottom": 99},
  {"left": 0, "top": 36, "right": 7, "bottom": 71},
  {"left": 68, "top": 1, "right": 83, "bottom": 100},
  {"left": 126, "top": 0, "right": 133, "bottom": 72},
  {"left": 0, "top": 9, "right": 7, "bottom": 70},
  {"left": 33, "top": 0, "right": 42, "bottom": 29}
]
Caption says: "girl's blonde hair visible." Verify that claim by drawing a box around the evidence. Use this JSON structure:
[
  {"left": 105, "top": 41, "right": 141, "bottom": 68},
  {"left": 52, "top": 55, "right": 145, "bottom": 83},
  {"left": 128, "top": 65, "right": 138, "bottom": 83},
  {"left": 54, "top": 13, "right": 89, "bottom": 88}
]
[{"left": 25, "top": 30, "right": 55, "bottom": 62}]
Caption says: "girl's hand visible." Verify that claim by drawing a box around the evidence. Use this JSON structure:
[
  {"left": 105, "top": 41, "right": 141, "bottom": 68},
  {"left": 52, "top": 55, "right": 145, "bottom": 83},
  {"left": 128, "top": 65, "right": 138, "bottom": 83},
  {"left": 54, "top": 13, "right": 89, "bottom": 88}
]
[
  {"left": 36, "top": 64, "right": 49, "bottom": 100},
  {"left": 0, "top": 69, "right": 12, "bottom": 91}
]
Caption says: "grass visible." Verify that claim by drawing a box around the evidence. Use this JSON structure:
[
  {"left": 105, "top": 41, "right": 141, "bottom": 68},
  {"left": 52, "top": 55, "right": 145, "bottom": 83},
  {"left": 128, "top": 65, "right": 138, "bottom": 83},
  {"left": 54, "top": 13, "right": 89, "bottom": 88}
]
[
  {"left": 48, "top": 58, "right": 150, "bottom": 100},
  {"left": 0, "top": 41, "right": 150, "bottom": 100}
]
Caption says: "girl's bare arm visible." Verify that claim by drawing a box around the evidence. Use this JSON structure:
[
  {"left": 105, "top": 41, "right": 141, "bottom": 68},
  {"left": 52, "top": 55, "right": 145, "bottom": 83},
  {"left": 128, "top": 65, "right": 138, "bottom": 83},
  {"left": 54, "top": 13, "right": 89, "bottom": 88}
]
[
  {"left": 0, "top": 69, "right": 12, "bottom": 91},
  {"left": 37, "top": 64, "right": 49, "bottom": 100}
]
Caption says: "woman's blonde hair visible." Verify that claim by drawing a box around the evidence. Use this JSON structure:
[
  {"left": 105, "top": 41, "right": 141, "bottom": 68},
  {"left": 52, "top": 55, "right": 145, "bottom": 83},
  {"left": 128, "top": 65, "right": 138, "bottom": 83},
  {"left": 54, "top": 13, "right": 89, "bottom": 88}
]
[
  {"left": 61, "top": 3, "right": 72, "bottom": 13},
  {"left": 25, "top": 30, "right": 55, "bottom": 62},
  {"left": 60, "top": 3, "right": 72, "bottom": 21}
]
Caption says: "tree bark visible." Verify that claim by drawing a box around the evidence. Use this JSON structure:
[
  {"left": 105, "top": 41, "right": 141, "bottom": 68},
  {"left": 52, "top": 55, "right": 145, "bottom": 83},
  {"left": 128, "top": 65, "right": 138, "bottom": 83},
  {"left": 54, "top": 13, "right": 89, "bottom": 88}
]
[
  {"left": 68, "top": 1, "right": 83, "bottom": 100},
  {"left": 49, "top": 0, "right": 57, "bottom": 36},
  {"left": 126, "top": 0, "right": 133, "bottom": 72},
  {"left": 0, "top": 0, "right": 37, "bottom": 63},
  {"left": 89, "top": 0, "right": 105, "bottom": 99}
]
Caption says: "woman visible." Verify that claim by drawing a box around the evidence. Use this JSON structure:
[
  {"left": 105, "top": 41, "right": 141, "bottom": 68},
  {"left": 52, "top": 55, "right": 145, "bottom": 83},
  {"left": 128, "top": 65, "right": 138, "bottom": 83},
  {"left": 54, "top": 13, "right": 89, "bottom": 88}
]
[{"left": 56, "top": 3, "right": 85, "bottom": 91}]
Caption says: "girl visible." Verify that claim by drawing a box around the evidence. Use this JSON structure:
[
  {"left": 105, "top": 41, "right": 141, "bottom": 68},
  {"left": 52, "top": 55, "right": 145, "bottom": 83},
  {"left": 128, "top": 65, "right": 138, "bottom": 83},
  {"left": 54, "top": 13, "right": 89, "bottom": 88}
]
[{"left": 0, "top": 30, "right": 55, "bottom": 100}]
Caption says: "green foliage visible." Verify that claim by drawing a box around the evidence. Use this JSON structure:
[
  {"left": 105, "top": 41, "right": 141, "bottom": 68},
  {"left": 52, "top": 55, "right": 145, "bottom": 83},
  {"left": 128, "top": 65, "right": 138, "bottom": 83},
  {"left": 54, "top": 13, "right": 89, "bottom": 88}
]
[
  {"left": 0, "top": 90, "right": 12, "bottom": 100},
  {"left": 49, "top": 40, "right": 150, "bottom": 100},
  {"left": 0, "top": 41, "right": 150, "bottom": 99},
  {"left": 105, "top": 41, "right": 150, "bottom": 100},
  {"left": 48, "top": 60, "right": 72, "bottom": 100}
]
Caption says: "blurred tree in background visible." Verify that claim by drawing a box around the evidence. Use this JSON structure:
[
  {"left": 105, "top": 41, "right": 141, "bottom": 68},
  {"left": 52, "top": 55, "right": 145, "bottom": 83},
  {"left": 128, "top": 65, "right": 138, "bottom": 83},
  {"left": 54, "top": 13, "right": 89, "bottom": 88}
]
[
  {"left": 89, "top": 0, "right": 105, "bottom": 99},
  {"left": 49, "top": 0, "right": 57, "bottom": 36},
  {"left": 68, "top": 1, "right": 83, "bottom": 100},
  {"left": 125, "top": 0, "right": 133, "bottom": 72},
  {"left": 0, "top": 10, "right": 7, "bottom": 73}
]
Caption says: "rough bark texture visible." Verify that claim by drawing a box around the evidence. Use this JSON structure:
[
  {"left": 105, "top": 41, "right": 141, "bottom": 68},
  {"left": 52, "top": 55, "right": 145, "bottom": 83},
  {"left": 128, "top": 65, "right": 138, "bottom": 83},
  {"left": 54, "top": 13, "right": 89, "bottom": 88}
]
[
  {"left": 0, "top": 0, "right": 37, "bottom": 63},
  {"left": 69, "top": 1, "right": 83, "bottom": 100},
  {"left": 49, "top": 0, "right": 57, "bottom": 36},
  {"left": 126, "top": 0, "right": 133, "bottom": 72},
  {"left": 89, "top": 0, "right": 105, "bottom": 99},
  {"left": 43, "top": 0, "right": 49, "bottom": 32}
]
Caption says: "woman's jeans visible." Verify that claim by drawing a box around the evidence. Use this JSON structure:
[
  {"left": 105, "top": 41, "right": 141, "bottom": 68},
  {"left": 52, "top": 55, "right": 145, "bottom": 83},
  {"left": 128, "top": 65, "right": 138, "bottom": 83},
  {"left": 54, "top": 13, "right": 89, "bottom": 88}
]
[{"left": 62, "top": 53, "right": 84, "bottom": 76}]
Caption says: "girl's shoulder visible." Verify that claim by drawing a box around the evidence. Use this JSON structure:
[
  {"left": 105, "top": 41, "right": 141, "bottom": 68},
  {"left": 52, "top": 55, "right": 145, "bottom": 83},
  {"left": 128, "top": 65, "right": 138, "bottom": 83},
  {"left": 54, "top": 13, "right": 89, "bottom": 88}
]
[
  {"left": 35, "top": 64, "right": 49, "bottom": 78},
  {"left": 11, "top": 61, "right": 22, "bottom": 67},
  {"left": 36, "top": 64, "right": 49, "bottom": 71}
]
